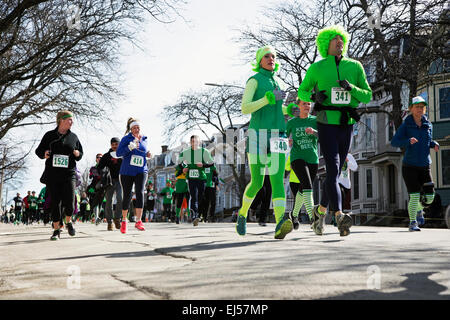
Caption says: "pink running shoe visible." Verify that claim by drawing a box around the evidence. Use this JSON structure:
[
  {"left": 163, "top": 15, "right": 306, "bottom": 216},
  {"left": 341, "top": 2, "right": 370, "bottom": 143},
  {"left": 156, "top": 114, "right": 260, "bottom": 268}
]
[
  {"left": 120, "top": 221, "right": 127, "bottom": 234},
  {"left": 135, "top": 220, "right": 145, "bottom": 231}
]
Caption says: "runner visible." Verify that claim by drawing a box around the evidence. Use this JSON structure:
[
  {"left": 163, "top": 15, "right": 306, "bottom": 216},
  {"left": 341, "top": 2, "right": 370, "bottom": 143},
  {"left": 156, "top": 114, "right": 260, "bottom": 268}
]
[
  {"left": 38, "top": 187, "right": 51, "bottom": 225},
  {"left": 391, "top": 96, "right": 439, "bottom": 231},
  {"left": 286, "top": 100, "right": 320, "bottom": 234},
  {"left": 12, "top": 193, "right": 23, "bottom": 225},
  {"left": 236, "top": 44, "right": 293, "bottom": 239},
  {"left": 116, "top": 118, "right": 151, "bottom": 233},
  {"left": 174, "top": 161, "right": 190, "bottom": 224},
  {"left": 199, "top": 164, "right": 219, "bottom": 222},
  {"left": 98, "top": 137, "right": 123, "bottom": 231},
  {"left": 145, "top": 182, "right": 157, "bottom": 222},
  {"left": 160, "top": 179, "right": 174, "bottom": 222},
  {"left": 79, "top": 192, "right": 89, "bottom": 223},
  {"left": 285, "top": 152, "right": 302, "bottom": 230},
  {"left": 35, "top": 110, "right": 83, "bottom": 240},
  {"left": 87, "top": 153, "right": 104, "bottom": 225},
  {"left": 297, "top": 25, "right": 372, "bottom": 236},
  {"left": 22, "top": 191, "right": 31, "bottom": 225},
  {"left": 178, "top": 135, "right": 214, "bottom": 226},
  {"left": 29, "top": 191, "right": 39, "bottom": 224}
]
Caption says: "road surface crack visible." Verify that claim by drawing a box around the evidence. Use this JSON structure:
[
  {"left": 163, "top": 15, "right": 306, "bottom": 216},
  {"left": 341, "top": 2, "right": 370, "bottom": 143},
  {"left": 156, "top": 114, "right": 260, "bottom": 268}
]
[{"left": 110, "top": 274, "right": 171, "bottom": 299}]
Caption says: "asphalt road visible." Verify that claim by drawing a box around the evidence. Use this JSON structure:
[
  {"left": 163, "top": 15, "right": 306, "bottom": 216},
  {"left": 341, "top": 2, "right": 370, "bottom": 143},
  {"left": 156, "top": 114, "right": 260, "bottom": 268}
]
[{"left": 1, "top": 221, "right": 449, "bottom": 301}]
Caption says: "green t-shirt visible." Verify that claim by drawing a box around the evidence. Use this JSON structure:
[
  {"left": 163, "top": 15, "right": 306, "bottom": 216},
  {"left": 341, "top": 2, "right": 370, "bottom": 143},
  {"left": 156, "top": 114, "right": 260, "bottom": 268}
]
[
  {"left": 286, "top": 115, "right": 319, "bottom": 164},
  {"left": 29, "top": 196, "right": 38, "bottom": 209},
  {"left": 204, "top": 165, "right": 217, "bottom": 188},
  {"left": 179, "top": 147, "right": 214, "bottom": 180},
  {"left": 298, "top": 55, "right": 372, "bottom": 125},
  {"left": 160, "top": 187, "right": 174, "bottom": 204}
]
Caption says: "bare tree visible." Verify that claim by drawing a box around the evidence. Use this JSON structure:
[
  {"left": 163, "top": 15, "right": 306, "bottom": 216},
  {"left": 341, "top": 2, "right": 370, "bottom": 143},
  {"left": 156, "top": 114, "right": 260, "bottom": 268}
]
[
  {"left": 161, "top": 85, "right": 250, "bottom": 200},
  {"left": 0, "top": 0, "right": 186, "bottom": 140}
]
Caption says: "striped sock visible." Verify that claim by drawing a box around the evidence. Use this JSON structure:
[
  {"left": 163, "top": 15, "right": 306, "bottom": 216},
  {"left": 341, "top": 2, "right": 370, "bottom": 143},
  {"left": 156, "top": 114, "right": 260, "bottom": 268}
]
[
  {"left": 239, "top": 194, "right": 254, "bottom": 218},
  {"left": 408, "top": 193, "right": 420, "bottom": 222},
  {"left": 292, "top": 192, "right": 303, "bottom": 217},
  {"left": 303, "top": 189, "right": 314, "bottom": 220},
  {"left": 424, "top": 193, "right": 435, "bottom": 205},
  {"left": 273, "top": 198, "right": 286, "bottom": 224}
]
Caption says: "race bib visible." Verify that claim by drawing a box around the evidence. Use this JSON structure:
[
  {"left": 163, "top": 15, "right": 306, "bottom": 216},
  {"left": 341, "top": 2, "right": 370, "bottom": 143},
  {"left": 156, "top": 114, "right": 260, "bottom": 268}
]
[
  {"left": 15, "top": 202, "right": 22, "bottom": 207},
  {"left": 166, "top": 194, "right": 172, "bottom": 199},
  {"left": 205, "top": 168, "right": 210, "bottom": 174},
  {"left": 148, "top": 196, "right": 154, "bottom": 201},
  {"left": 269, "top": 137, "right": 289, "bottom": 154},
  {"left": 331, "top": 87, "right": 351, "bottom": 105},
  {"left": 52, "top": 154, "right": 69, "bottom": 168},
  {"left": 130, "top": 155, "right": 144, "bottom": 167},
  {"left": 189, "top": 169, "right": 200, "bottom": 178}
]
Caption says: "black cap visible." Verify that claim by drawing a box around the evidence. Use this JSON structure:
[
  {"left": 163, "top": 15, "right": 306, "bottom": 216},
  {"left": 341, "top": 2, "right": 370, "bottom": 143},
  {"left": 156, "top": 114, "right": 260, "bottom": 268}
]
[{"left": 111, "top": 137, "right": 120, "bottom": 143}]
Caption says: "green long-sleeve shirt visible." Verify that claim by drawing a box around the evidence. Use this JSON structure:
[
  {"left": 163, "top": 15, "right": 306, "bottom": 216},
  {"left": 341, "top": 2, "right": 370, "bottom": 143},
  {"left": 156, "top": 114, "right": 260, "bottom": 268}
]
[{"left": 298, "top": 55, "right": 372, "bottom": 125}]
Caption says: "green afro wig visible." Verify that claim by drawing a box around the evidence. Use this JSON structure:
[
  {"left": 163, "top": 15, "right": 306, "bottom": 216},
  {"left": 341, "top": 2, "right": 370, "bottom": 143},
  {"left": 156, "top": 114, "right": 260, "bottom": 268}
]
[
  {"left": 252, "top": 45, "right": 280, "bottom": 72},
  {"left": 316, "top": 25, "right": 350, "bottom": 58}
]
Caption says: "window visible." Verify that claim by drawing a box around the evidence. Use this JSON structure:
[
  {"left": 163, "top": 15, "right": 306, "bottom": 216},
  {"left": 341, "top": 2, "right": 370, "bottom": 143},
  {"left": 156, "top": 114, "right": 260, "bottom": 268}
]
[
  {"left": 365, "top": 117, "right": 373, "bottom": 148},
  {"left": 442, "top": 149, "right": 450, "bottom": 186},
  {"left": 366, "top": 169, "right": 373, "bottom": 198},
  {"left": 353, "top": 171, "right": 359, "bottom": 200},
  {"left": 439, "top": 87, "right": 450, "bottom": 119}
]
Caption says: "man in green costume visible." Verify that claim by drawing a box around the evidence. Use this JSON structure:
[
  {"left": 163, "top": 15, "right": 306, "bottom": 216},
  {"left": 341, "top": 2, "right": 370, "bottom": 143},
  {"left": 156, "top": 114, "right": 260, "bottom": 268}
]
[{"left": 297, "top": 25, "right": 372, "bottom": 236}]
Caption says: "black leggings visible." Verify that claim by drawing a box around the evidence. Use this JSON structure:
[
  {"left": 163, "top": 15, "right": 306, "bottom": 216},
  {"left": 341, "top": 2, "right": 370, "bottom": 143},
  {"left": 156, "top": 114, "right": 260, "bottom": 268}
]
[
  {"left": 291, "top": 159, "right": 318, "bottom": 193},
  {"left": 317, "top": 123, "right": 353, "bottom": 211},
  {"left": 120, "top": 173, "right": 148, "bottom": 211},
  {"left": 402, "top": 165, "right": 433, "bottom": 194},
  {"left": 47, "top": 176, "right": 76, "bottom": 223}
]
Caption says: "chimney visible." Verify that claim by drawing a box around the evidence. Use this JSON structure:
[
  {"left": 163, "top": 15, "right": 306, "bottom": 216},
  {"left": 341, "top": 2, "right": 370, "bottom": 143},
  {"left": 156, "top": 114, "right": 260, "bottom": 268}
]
[{"left": 161, "top": 145, "right": 168, "bottom": 153}]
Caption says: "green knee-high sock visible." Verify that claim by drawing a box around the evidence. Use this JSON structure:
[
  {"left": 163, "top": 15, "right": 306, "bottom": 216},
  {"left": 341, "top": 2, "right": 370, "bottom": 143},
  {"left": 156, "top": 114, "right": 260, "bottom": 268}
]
[
  {"left": 273, "top": 198, "right": 286, "bottom": 224},
  {"left": 176, "top": 207, "right": 180, "bottom": 218},
  {"left": 408, "top": 193, "right": 420, "bottom": 222},
  {"left": 303, "top": 189, "right": 314, "bottom": 220},
  {"left": 293, "top": 192, "right": 303, "bottom": 217},
  {"left": 239, "top": 194, "right": 254, "bottom": 218}
]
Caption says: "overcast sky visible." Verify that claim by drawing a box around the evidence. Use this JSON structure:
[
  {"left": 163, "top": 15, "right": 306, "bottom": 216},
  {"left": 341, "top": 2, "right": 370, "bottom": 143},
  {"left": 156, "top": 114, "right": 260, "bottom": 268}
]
[{"left": 4, "top": 0, "right": 278, "bottom": 204}]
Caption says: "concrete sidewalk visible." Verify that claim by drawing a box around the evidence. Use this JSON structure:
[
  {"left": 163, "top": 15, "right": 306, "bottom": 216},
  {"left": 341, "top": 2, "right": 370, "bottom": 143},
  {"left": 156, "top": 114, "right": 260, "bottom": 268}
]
[{"left": 0, "top": 221, "right": 449, "bottom": 300}]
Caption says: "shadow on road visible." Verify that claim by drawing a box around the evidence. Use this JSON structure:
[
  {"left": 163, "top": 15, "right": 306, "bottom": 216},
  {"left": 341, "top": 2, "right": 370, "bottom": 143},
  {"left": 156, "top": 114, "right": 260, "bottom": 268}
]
[{"left": 323, "top": 272, "right": 450, "bottom": 300}]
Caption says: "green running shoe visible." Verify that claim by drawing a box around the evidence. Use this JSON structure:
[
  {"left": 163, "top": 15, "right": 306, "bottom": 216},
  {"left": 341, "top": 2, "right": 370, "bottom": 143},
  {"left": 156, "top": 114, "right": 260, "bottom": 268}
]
[
  {"left": 236, "top": 214, "right": 247, "bottom": 236},
  {"left": 274, "top": 213, "right": 293, "bottom": 240}
]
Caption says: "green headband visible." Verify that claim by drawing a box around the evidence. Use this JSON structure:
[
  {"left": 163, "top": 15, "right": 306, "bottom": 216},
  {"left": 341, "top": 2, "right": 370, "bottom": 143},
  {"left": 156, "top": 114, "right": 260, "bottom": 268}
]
[
  {"left": 62, "top": 114, "right": 73, "bottom": 119},
  {"left": 252, "top": 45, "right": 280, "bottom": 72}
]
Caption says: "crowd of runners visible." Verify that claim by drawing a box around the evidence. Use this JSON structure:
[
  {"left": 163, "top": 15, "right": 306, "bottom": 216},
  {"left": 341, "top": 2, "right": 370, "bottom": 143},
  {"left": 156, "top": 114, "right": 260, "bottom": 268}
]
[{"left": 1, "top": 25, "right": 440, "bottom": 240}]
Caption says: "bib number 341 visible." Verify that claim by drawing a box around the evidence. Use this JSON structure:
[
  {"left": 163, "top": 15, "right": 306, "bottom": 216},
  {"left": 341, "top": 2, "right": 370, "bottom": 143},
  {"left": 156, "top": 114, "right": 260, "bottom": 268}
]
[{"left": 331, "top": 87, "right": 351, "bottom": 104}]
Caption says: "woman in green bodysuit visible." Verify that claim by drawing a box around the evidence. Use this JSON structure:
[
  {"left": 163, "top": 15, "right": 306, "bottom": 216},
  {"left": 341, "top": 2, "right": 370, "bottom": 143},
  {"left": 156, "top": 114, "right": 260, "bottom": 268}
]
[{"left": 236, "top": 45, "right": 293, "bottom": 240}]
